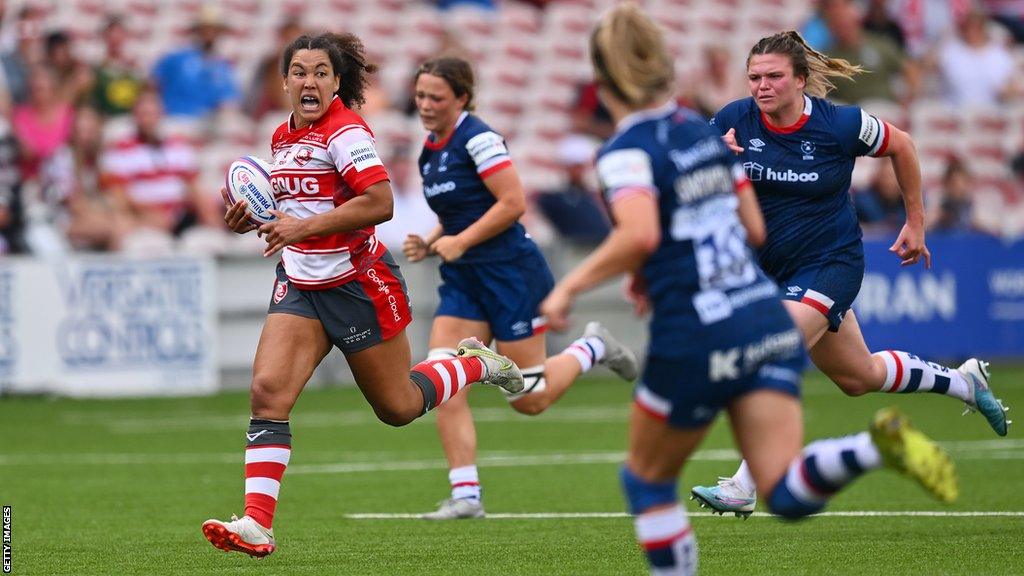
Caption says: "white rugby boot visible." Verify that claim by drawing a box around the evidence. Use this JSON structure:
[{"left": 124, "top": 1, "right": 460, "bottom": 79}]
[
  {"left": 420, "top": 498, "right": 486, "bottom": 520},
  {"left": 457, "top": 337, "right": 524, "bottom": 394},
  {"left": 690, "top": 477, "right": 757, "bottom": 518},
  {"left": 202, "top": 514, "right": 276, "bottom": 558},
  {"left": 584, "top": 321, "right": 639, "bottom": 381}
]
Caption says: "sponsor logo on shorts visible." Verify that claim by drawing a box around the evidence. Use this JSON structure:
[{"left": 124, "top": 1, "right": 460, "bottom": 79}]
[
  {"left": 510, "top": 321, "right": 530, "bottom": 336},
  {"left": 343, "top": 328, "right": 373, "bottom": 346},
  {"left": 273, "top": 280, "right": 288, "bottom": 304},
  {"left": 708, "top": 329, "right": 802, "bottom": 382},
  {"left": 366, "top": 268, "right": 403, "bottom": 323}
]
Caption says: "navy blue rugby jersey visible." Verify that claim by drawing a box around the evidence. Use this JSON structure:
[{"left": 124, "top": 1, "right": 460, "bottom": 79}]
[
  {"left": 418, "top": 112, "right": 535, "bottom": 263},
  {"left": 710, "top": 95, "right": 891, "bottom": 280},
  {"left": 596, "top": 102, "right": 782, "bottom": 355}
]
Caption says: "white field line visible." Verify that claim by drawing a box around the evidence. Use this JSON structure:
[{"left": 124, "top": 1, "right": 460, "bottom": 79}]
[
  {"left": 344, "top": 511, "right": 1024, "bottom": 520},
  {"left": 6, "top": 438, "right": 1024, "bottom": 468}
]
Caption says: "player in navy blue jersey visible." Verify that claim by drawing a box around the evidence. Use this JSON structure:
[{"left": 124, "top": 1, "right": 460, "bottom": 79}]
[
  {"left": 541, "top": 6, "right": 956, "bottom": 574},
  {"left": 403, "top": 56, "right": 639, "bottom": 520},
  {"left": 690, "top": 30, "right": 1010, "bottom": 518}
]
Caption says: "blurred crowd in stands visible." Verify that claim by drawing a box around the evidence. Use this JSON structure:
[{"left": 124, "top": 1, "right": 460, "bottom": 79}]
[{"left": 0, "top": 0, "right": 1022, "bottom": 258}]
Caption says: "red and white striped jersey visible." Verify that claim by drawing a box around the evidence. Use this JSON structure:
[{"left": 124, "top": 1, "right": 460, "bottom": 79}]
[
  {"left": 270, "top": 97, "right": 390, "bottom": 290},
  {"left": 99, "top": 135, "right": 198, "bottom": 219}
]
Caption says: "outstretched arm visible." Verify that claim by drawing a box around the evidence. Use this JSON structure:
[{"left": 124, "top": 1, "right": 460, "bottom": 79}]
[
  {"left": 541, "top": 193, "right": 660, "bottom": 331},
  {"left": 430, "top": 166, "right": 526, "bottom": 262},
  {"left": 881, "top": 126, "right": 930, "bottom": 268}
]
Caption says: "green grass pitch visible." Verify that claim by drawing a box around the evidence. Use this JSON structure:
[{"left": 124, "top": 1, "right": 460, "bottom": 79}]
[{"left": 2, "top": 366, "right": 1023, "bottom": 575}]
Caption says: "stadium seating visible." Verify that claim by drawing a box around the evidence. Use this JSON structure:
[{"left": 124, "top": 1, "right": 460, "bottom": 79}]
[{"left": 6, "top": 0, "right": 1016, "bottom": 239}]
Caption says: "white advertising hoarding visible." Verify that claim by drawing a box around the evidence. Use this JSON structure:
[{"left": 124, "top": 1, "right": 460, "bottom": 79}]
[{"left": 0, "top": 255, "right": 218, "bottom": 397}]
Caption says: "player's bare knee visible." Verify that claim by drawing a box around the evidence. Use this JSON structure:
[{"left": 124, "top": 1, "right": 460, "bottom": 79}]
[
  {"left": 510, "top": 396, "right": 547, "bottom": 416},
  {"left": 372, "top": 403, "right": 418, "bottom": 427},
  {"left": 834, "top": 376, "right": 872, "bottom": 397},
  {"left": 249, "top": 375, "right": 282, "bottom": 416}
]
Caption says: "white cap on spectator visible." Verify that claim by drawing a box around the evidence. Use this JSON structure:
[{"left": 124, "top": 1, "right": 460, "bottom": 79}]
[{"left": 558, "top": 135, "right": 597, "bottom": 166}]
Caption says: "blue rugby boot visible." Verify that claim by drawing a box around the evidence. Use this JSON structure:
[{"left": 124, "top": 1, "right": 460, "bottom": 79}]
[
  {"left": 690, "top": 477, "right": 756, "bottom": 519},
  {"left": 959, "top": 359, "right": 1010, "bottom": 437}
]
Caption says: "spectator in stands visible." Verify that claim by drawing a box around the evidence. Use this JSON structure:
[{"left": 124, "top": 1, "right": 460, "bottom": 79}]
[
  {"left": 373, "top": 139, "right": 436, "bottom": 250},
  {"left": 0, "top": 114, "right": 23, "bottom": 253},
  {"left": 686, "top": 44, "right": 748, "bottom": 118},
  {"left": 800, "top": 0, "right": 834, "bottom": 51},
  {"left": 982, "top": 0, "right": 1024, "bottom": 43},
  {"left": 0, "top": 0, "right": 16, "bottom": 56},
  {"left": 151, "top": 6, "right": 240, "bottom": 119},
  {"left": 938, "top": 9, "right": 1019, "bottom": 107},
  {"left": 12, "top": 65, "right": 73, "bottom": 182},
  {"left": 853, "top": 159, "right": 906, "bottom": 234},
  {"left": 533, "top": 134, "right": 609, "bottom": 247},
  {"left": 893, "top": 0, "right": 970, "bottom": 59},
  {"left": 823, "top": 0, "right": 918, "bottom": 104},
  {"left": 45, "top": 30, "right": 95, "bottom": 108},
  {"left": 91, "top": 15, "right": 143, "bottom": 117},
  {"left": 926, "top": 157, "right": 1000, "bottom": 235},
  {"left": 99, "top": 88, "right": 224, "bottom": 252},
  {"left": 45, "top": 106, "right": 122, "bottom": 251},
  {"left": 0, "top": 4, "right": 44, "bottom": 105},
  {"left": 570, "top": 80, "right": 614, "bottom": 139},
  {"left": 244, "top": 18, "right": 302, "bottom": 120},
  {"left": 863, "top": 0, "right": 906, "bottom": 50},
  {"left": 45, "top": 30, "right": 94, "bottom": 107}
]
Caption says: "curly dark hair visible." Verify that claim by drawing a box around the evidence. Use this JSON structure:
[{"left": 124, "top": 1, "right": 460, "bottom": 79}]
[{"left": 281, "top": 32, "right": 378, "bottom": 110}]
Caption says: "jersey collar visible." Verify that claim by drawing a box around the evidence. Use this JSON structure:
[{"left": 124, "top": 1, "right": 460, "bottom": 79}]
[
  {"left": 615, "top": 99, "right": 678, "bottom": 135},
  {"left": 760, "top": 94, "right": 812, "bottom": 134},
  {"left": 425, "top": 111, "right": 469, "bottom": 151}
]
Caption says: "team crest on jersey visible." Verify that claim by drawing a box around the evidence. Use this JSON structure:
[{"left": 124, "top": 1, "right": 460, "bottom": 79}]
[
  {"left": 749, "top": 138, "right": 765, "bottom": 152},
  {"left": 800, "top": 141, "right": 815, "bottom": 160},
  {"left": 294, "top": 146, "right": 314, "bottom": 166},
  {"left": 273, "top": 280, "right": 289, "bottom": 303}
]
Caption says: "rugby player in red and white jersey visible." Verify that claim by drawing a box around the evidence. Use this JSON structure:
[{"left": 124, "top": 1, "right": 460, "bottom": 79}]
[{"left": 201, "top": 32, "right": 525, "bottom": 558}]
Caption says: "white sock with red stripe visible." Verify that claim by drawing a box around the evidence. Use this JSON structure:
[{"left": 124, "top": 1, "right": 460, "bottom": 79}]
[
  {"left": 449, "top": 465, "right": 481, "bottom": 501},
  {"left": 635, "top": 505, "right": 697, "bottom": 575},
  {"left": 410, "top": 355, "right": 485, "bottom": 413},
  {"left": 563, "top": 336, "right": 606, "bottom": 372},
  {"left": 875, "top": 350, "right": 970, "bottom": 401},
  {"left": 243, "top": 418, "right": 291, "bottom": 529}
]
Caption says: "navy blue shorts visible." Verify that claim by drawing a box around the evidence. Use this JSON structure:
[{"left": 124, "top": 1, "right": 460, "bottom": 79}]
[
  {"left": 435, "top": 249, "right": 555, "bottom": 341},
  {"left": 636, "top": 321, "right": 805, "bottom": 429},
  {"left": 775, "top": 249, "right": 864, "bottom": 332},
  {"left": 268, "top": 251, "right": 412, "bottom": 353}
]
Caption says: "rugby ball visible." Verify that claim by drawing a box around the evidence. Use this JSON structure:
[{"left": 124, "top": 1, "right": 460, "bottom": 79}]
[{"left": 225, "top": 155, "right": 277, "bottom": 225}]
